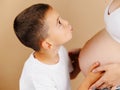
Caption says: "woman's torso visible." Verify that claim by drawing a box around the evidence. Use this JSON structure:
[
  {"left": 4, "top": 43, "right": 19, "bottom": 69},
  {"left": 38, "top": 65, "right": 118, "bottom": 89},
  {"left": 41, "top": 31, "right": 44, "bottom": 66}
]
[
  {"left": 79, "top": 29, "right": 120, "bottom": 76},
  {"left": 79, "top": 0, "right": 120, "bottom": 76}
]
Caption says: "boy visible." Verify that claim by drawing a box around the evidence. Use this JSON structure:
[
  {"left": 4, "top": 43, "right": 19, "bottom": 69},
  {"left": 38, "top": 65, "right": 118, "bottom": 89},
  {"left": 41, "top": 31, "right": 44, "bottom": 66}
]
[
  {"left": 13, "top": 3, "right": 102, "bottom": 90},
  {"left": 14, "top": 3, "right": 79, "bottom": 90}
]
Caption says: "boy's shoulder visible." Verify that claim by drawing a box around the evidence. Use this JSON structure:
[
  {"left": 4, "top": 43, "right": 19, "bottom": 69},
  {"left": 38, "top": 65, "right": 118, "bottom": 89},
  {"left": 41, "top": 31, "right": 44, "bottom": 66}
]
[
  {"left": 21, "top": 52, "right": 51, "bottom": 77},
  {"left": 22, "top": 46, "right": 68, "bottom": 73},
  {"left": 22, "top": 53, "right": 45, "bottom": 72}
]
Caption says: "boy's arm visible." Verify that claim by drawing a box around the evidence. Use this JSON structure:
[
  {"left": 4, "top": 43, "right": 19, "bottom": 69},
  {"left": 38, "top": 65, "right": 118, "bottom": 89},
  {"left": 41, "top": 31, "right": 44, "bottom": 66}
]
[
  {"left": 68, "top": 48, "right": 81, "bottom": 79},
  {"left": 78, "top": 62, "right": 104, "bottom": 90}
]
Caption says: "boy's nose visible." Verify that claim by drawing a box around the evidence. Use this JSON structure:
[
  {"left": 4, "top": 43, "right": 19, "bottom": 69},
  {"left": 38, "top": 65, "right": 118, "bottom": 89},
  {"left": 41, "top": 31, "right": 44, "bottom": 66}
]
[
  {"left": 61, "top": 18, "right": 69, "bottom": 26},
  {"left": 64, "top": 20, "right": 69, "bottom": 26},
  {"left": 63, "top": 20, "right": 72, "bottom": 30}
]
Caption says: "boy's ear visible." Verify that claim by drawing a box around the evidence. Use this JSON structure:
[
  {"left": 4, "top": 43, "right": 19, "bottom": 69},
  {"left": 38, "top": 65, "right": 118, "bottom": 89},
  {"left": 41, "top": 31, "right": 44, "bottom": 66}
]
[{"left": 41, "top": 39, "right": 52, "bottom": 50}]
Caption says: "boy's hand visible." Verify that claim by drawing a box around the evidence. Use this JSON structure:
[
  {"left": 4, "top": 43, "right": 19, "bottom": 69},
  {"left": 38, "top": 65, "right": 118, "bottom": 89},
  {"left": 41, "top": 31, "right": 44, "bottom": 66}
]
[
  {"left": 69, "top": 48, "right": 81, "bottom": 79},
  {"left": 79, "top": 62, "right": 104, "bottom": 90}
]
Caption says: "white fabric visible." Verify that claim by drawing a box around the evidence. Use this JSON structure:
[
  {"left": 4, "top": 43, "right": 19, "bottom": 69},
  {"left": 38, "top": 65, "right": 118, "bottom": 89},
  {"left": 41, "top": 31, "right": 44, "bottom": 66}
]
[
  {"left": 104, "top": 0, "right": 120, "bottom": 43},
  {"left": 20, "top": 46, "right": 73, "bottom": 90}
]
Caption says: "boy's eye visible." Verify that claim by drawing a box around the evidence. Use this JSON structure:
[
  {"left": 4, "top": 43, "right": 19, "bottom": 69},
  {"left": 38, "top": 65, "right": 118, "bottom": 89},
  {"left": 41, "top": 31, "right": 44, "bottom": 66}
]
[{"left": 58, "top": 20, "right": 61, "bottom": 25}]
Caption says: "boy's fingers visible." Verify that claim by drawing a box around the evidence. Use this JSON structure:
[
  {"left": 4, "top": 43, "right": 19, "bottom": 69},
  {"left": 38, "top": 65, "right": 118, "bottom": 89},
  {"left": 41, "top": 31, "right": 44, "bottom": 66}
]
[
  {"left": 99, "top": 83, "right": 112, "bottom": 90},
  {"left": 111, "top": 86, "right": 117, "bottom": 90},
  {"left": 111, "top": 85, "right": 120, "bottom": 90},
  {"left": 89, "top": 77, "right": 105, "bottom": 89},
  {"left": 88, "top": 62, "right": 100, "bottom": 73},
  {"left": 92, "top": 65, "right": 109, "bottom": 73},
  {"left": 92, "top": 63, "right": 113, "bottom": 73}
]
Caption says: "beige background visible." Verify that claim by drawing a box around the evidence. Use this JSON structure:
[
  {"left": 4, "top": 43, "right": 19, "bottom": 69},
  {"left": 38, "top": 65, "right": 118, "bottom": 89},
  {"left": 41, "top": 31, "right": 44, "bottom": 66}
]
[{"left": 0, "top": 0, "right": 109, "bottom": 90}]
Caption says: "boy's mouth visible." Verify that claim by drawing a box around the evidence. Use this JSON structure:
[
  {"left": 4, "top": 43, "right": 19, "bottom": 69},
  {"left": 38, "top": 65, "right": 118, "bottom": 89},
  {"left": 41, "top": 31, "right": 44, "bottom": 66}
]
[{"left": 69, "top": 25, "right": 73, "bottom": 32}]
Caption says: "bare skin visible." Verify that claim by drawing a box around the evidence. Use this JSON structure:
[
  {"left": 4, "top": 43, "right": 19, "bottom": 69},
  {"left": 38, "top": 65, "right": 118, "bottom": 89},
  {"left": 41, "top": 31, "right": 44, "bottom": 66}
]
[{"left": 78, "top": 62, "right": 103, "bottom": 90}]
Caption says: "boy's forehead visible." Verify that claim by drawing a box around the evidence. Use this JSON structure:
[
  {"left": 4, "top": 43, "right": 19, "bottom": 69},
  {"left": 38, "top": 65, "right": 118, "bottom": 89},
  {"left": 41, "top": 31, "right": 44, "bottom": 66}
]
[{"left": 45, "top": 8, "right": 59, "bottom": 22}]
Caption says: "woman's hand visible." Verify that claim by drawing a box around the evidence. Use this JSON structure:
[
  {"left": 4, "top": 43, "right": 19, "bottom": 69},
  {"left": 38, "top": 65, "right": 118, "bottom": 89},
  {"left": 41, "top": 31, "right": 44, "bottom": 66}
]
[
  {"left": 78, "top": 62, "right": 103, "bottom": 90},
  {"left": 90, "top": 63, "right": 120, "bottom": 89}
]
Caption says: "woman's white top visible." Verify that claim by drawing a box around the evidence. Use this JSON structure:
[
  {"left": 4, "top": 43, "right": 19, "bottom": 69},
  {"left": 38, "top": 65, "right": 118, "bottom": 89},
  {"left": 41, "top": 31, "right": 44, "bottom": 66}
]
[{"left": 104, "top": 0, "right": 120, "bottom": 43}]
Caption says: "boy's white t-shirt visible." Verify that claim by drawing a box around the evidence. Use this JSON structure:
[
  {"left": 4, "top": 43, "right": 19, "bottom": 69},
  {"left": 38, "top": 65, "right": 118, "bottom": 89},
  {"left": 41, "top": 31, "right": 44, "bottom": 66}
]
[{"left": 20, "top": 46, "right": 73, "bottom": 90}]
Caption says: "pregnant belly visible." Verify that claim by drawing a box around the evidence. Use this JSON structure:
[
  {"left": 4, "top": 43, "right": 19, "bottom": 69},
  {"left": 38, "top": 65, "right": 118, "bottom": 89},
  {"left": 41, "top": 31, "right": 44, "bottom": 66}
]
[{"left": 79, "top": 29, "right": 120, "bottom": 76}]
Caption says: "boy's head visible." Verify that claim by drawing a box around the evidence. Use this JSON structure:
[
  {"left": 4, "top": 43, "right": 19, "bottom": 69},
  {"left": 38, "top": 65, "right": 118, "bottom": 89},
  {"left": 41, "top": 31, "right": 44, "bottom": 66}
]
[{"left": 14, "top": 3, "right": 72, "bottom": 51}]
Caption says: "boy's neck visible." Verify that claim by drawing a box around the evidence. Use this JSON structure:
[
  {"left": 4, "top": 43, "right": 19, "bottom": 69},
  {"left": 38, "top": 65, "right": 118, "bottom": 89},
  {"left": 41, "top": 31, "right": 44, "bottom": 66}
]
[{"left": 34, "top": 46, "right": 61, "bottom": 65}]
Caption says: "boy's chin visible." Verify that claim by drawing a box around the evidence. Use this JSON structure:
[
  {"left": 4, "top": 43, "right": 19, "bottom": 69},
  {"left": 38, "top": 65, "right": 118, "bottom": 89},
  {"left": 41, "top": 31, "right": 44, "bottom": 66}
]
[
  {"left": 69, "top": 36, "right": 73, "bottom": 40},
  {"left": 66, "top": 37, "right": 72, "bottom": 43}
]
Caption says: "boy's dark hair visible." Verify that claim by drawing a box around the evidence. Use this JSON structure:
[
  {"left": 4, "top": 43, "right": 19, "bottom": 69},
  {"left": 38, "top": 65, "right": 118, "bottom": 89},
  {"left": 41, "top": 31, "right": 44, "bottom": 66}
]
[{"left": 13, "top": 3, "right": 51, "bottom": 51}]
